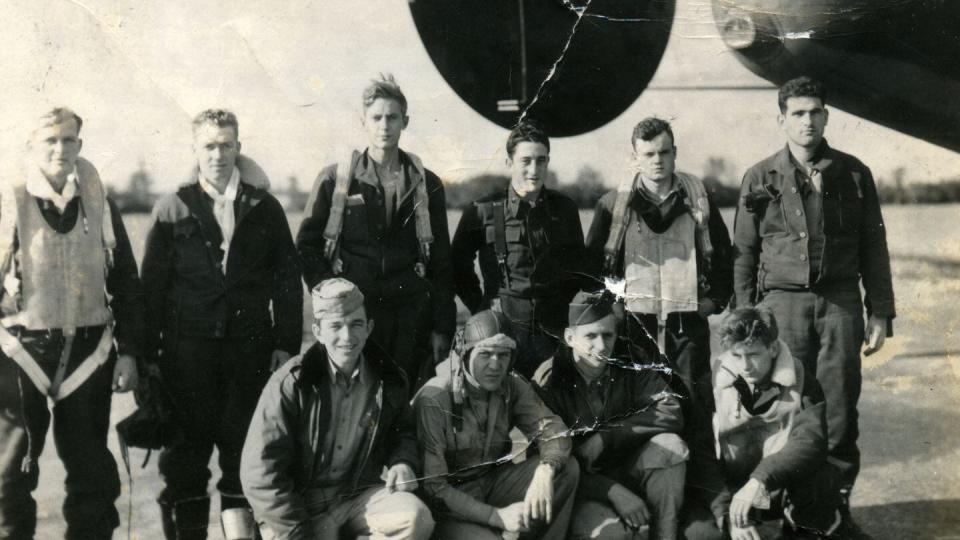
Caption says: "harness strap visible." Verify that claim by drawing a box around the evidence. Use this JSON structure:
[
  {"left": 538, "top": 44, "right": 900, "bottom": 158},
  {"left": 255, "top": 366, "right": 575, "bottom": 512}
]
[
  {"left": 405, "top": 152, "right": 434, "bottom": 265},
  {"left": 0, "top": 324, "right": 113, "bottom": 401},
  {"left": 478, "top": 200, "right": 511, "bottom": 289},
  {"left": 603, "top": 174, "right": 638, "bottom": 276},
  {"left": 320, "top": 149, "right": 358, "bottom": 264}
]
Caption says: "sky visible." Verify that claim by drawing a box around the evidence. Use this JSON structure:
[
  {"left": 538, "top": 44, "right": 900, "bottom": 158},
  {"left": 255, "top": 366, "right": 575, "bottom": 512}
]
[{"left": 2, "top": 0, "right": 959, "bottom": 193}]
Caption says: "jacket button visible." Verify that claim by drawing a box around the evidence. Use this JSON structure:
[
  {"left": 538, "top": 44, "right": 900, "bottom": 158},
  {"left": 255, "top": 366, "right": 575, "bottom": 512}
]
[
  {"left": 795, "top": 209, "right": 802, "bottom": 216},
  {"left": 800, "top": 254, "right": 807, "bottom": 261},
  {"left": 791, "top": 187, "right": 798, "bottom": 193},
  {"left": 205, "top": 241, "right": 213, "bottom": 247},
  {"left": 799, "top": 232, "right": 807, "bottom": 238}
]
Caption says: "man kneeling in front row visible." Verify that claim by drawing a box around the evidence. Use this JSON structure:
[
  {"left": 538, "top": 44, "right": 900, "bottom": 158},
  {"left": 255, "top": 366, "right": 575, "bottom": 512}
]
[
  {"left": 685, "top": 308, "right": 847, "bottom": 540},
  {"left": 241, "top": 278, "right": 434, "bottom": 540},
  {"left": 533, "top": 291, "right": 688, "bottom": 540},
  {"left": 414, "top": 309, "right": 580, "bottom": 539}
]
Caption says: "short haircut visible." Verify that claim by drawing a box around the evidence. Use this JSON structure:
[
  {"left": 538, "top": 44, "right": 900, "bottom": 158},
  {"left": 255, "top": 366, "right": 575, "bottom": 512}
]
[
  {"left": 719, "top": 307, "right": 779, "bottom": 349},
  {"left": 631, "top": 117, "right": 674, "bottom": 147},
  {"left": 362, "top": 73, "right": 408, "bottom": 116},
  {"left": 191, "top": 109, "right": 239, "bottom": 138},
  {"left": 778, "top": 76, "right": 826, "bottom": 113},
  {"left": 506, "top": 119, "right": 550, "bottom": 158},
  {"left": 33, "top": 107, "right": 83, "bottom": 138}
]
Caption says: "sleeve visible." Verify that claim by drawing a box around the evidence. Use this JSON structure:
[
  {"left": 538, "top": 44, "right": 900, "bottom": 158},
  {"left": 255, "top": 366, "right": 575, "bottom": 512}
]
[
  {"left": 139, "top": 201, "right": 175, "bottom": 358},
  {"left": 450, "top": 204, "right": 486, "bottom": 314},
  {"left": 584, "top": 194, "right": 614, "bottom": 283},
  {"left": 386, "top": 392, "right": 422, "bottom": 473},
  {"left": 240, "top": 371, "right": 313, "bottom": 540},
  {"left": 704, "top": 194, "right": 734, "bottom": 312},
  {"left": 424, "top": 172, "right": 457, "bottom": 336},
  {"left": 599, "top": 376, "right": 684, "bottom": 453},
  {"left": 578, "top": 472, "right": 620, "bottom": 502},
  {"left": 512, "top": 378, "right": 571, "bottom": 470},
  {"left": 295, "top": 167, "right": 336, "bottom": 291},
  {"left": 105, "top": 198, "right": 146, "bottom": 357},
  {"left": 855, "top": 163, "right": 896, "bottom": 327},
  {"left": 732, "top": 169, "right": 763, "bottom": 308},
  {"left": 686, "top": 402, "right": 731, "bottom": 522},
  {"left": 269, "top": 201, "right": 305, "bottom": 356},
  {"left": 414, "top": 390, "right": 500, "bottom": 526},
  {"left": 750, "top": 375, "right": 829, "bottom": 491}
]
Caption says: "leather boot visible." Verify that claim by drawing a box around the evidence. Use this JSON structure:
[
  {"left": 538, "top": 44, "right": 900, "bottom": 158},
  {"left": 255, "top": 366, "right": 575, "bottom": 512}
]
[{"left": 159, "top": 496, "right": 210, "bottom": 540}]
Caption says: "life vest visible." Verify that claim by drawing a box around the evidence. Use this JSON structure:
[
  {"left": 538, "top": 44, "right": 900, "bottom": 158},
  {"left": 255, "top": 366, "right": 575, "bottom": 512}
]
[
  {"left": 316, "top": 149, "right": 434, "bottom": 267},
  {"left": 0, "top": 158, "right": 116, "bottom": 400},
  {"left": 712, "top": 341, "right": 804, "bottom": 480}
]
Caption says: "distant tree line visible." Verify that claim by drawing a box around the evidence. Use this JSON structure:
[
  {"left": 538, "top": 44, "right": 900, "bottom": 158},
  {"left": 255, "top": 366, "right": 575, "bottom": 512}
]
[{"left": 106, "top": 158, "right": 960, "bottom": 214}]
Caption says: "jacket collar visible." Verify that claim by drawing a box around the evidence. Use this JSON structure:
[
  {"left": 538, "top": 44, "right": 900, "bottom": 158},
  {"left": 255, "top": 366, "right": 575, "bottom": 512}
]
[
  {"left": 716, "top": 339, "right": 797, "bottom": 390},
  {"left": 770, "top": 140, "right": 834, "bottom": 177}
]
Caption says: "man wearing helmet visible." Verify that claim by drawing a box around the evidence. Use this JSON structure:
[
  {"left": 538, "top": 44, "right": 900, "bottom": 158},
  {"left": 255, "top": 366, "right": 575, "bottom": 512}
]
[{"left": 414, "top": 310, "right": 580, "bottom": 539}]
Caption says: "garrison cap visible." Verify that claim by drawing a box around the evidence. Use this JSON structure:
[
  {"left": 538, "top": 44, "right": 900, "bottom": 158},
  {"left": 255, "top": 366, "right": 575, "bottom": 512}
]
[{"left": 311, "top": 278, "right": 364, "bottom": 319}]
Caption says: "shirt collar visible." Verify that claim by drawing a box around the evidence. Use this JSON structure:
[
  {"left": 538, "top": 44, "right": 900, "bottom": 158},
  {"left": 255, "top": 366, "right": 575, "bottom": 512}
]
[
  {"left": 327, "top": 354, "right": 368, "bottom": 389},
  {"left": 774, "top": 139, "right": 832, "bottom": 175},
  {"left": 573, "top": 359, "right": 608, "bottom": 386},
  {"left": 635, "top": 174, "right": 681, "bottom": 205},
  {"left": 26, "top": 166, "right": 79, "bottom": 212},
  {"left": 507, "top": 186, "right": 545, "bottom": 218},
  {"left": 198, "top": 167, "right": 240, "bottom": 202}
]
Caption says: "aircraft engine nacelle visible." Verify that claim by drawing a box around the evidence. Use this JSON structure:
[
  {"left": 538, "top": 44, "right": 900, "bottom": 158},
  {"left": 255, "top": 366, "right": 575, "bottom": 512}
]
[{"left": 409, "top": 0, "right": 676, "bottom": 137}]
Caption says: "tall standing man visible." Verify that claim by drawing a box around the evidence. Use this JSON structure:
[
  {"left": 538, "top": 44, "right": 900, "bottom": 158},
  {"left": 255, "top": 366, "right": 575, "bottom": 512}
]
[
  {"left": 0, "top": 107, "right": 144, "bottom": 539},
  {"left": 586, "top": 117, "right": 733, "bottom": 420},
  {"left": 451, "top": 120, "right": 586, "bottom": 377},
  {"left": 297, "top": 74, "right": 455, "bottom": 391},
  {"left": 733, "top": 76, "right": 894, "bottom": 537},
  {"left": 142, "top": 109, "right": 303, "bottom": 539}
]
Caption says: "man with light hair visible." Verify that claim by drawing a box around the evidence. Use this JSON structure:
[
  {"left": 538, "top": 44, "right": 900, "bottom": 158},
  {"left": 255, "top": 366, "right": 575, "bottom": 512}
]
[
  {"left": 142, "top": 109, "right": 303, "bottom": 539},
  {"left": 297, "top": 74, "right": 455, "bottom": 393},
  {"left": 241, "top": 278, "right": 434, "bottom": 540},
  {"left": 0, "top": 107, "right": 145, "bottom": 538},
  {"left": 533, "top": 291, "right": 687, "bottom": 540}
]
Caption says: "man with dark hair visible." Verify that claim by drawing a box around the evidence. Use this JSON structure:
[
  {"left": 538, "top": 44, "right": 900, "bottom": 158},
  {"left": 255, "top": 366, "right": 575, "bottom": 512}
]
[
  {"left": 0, "top": 107, "right": 145, "bottom": 539},
  {"left": 586, "top": 116, "right": 733, "bottom": 425},
  {"left": 451, "top": 120, "right": 586, "bottom": 377},
  {"left": 414, "top": 309, "right": 580, "bottom": 540},
  {"left": 685, "top": 307, "right": 846, "bottom": 540},
  {"left": 142, "top": 109, "right": 303, "bottom": 539},
  {"left": 241, "top": 278, "right": 434, "bottom": 540},
  {"left": 533, "top": 291, "right": 687, "bottom": 540},
  {"left": 298, "top": 73, "right": 455, "bottom": 392},
  {"left": 733, "top": 75, "right": 894, "bottom": 536}
]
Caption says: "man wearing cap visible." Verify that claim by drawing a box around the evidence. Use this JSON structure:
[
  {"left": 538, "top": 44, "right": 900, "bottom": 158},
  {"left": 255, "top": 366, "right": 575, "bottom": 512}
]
[
  {"left": 533, "top": 291, "right": 687, "bottom": 540},
  {"left": 451, "top": 120, "right": 587, "bottom": 378},
  {"left": 0, "top": 107, "right": 145, "bottom": 539},
  {"left": 414, "top": 309, "right": 580, "bottom": 540},
  {"left": 297, "top": 74, "right": 455, "bottom": 390},
  {"left": 241, "top": 278, "right": 434, "bottom": 540},
  {"left": 142, "top": 109, "right": 303, "bottom": 538}
]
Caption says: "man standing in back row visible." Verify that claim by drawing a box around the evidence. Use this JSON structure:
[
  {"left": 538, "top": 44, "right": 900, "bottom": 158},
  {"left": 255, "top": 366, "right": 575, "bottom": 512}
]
[
  {"left": 142, "top": 109, "right": 303, "bottom": 539},
  {"left": 452, "top": 120, "right": 586, "bottom": 378},
  {"left": 297, "top": 74, "right": 455, "bottom": 391},
  {"left": 0, "top": 107, "right": 144, "bottom": 539},
  {"left": 733, "top": 76, "right": 895, "bottom": 538}
]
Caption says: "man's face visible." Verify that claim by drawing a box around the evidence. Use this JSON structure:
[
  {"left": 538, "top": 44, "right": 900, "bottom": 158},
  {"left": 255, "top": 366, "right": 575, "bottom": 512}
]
[
  {"left": 29, "top": 118, "right": 82, "bottom": 182},
  {"left": 507, "top": 141, "right": 549, "bottom": 197},
  {"left": 468, "top": 345, "right": 512, "bottom": 391},
  {"left": 313, "top": 306, "right": 372, "bottom": 370},
  {"left": 726, "top": 341, "right": 778, "bottom": 385},
  {"left": 193, "top": 123, "right": 241, "bottom": 185},
  {"left": 564, "top": 314, "right": 618, "bottom": 371},
  {"left": 362, "top": 98, "right": 408, "bottom": 152},
  {"left": 632, "top": 131, "right": 676, "bottom": 184},
  {"left": 778, "top": 96, "right": 828, "bottom": 149}
]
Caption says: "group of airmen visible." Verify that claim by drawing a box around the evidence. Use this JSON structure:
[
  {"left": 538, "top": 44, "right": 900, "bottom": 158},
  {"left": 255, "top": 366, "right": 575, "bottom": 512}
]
[{"left": 0, "top": 73, "right": 893, "bottom": 540}]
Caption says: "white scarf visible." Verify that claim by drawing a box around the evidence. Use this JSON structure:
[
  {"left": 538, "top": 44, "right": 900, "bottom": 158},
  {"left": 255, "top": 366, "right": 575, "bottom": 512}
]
[
  {"left": 26, "top": 167, "right": 79, "bottom": 212},
  {"left": 198, "top": 167, "right": 240, "bottom": 273}
]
